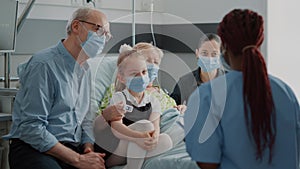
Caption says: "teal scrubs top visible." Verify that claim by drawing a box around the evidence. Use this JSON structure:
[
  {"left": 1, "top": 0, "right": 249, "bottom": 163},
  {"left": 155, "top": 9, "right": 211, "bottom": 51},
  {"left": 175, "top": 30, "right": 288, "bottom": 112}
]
[{"left": 185, "top": 70, "right": 300, "bottom": 169}]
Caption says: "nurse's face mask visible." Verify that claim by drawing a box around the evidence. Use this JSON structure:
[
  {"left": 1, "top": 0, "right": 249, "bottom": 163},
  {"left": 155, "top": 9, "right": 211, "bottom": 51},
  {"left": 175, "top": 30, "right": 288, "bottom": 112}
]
[{"left": 78, "top": 20, "right": 111, "bottom": 58}]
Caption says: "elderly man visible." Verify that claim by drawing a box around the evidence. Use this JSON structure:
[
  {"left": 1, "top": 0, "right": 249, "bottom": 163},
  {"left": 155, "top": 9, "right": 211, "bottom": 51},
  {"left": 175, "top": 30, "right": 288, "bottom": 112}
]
[{"left": 4, "top": 7, "right": 124, "bottom": 169}]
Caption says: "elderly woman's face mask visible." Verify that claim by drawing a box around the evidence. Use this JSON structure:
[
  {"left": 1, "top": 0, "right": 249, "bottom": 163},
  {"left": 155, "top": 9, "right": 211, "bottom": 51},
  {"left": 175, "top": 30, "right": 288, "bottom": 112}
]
[{"left": 147, "top": 63, "right": 159, "bottom": 82}]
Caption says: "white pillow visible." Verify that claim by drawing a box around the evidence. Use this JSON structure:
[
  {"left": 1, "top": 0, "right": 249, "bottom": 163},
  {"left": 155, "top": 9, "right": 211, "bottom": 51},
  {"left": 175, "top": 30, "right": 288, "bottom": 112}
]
[{"left": 88, "top": 56, "right": 118, "bottom": 115}]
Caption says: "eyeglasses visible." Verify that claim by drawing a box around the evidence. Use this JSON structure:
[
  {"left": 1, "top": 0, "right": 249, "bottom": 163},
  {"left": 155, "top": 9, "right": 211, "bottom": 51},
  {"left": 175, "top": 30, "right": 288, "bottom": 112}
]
[{"left": 78, "top": 20, "right": 112, "bottom": 42}]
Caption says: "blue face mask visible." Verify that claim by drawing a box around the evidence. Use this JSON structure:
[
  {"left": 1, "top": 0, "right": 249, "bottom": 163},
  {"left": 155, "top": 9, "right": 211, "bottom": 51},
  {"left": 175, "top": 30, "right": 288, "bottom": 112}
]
[
  {"left": 81, "top": 31, "right": 106, "bottom": 58},
  {"left": 197, "top": 56, "right": 220, "bottom": 72},
  {"left": 147, "top": 64, "right": 159, "bottom": 82},
  {"left": 126, "top": 75, "right": 150, "bottom": 93}
]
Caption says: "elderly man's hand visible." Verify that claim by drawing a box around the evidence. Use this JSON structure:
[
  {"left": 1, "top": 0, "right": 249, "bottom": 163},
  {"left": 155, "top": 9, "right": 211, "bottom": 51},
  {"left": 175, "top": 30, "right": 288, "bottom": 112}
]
[{"left": 74, "top": 152, "right": 106, "bottom": 169}]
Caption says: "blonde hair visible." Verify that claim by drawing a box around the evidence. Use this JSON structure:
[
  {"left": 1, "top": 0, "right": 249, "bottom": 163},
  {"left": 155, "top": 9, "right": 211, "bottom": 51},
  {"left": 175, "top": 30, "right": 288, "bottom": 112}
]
[
  {"left": 115, "top": 43, "right": 164, "bottom": 91},
  {"left": 115, "top": 44, "right": 146, "bottom": 91},
  {"left": 133, "top": 42, "right": 164, "bottom": 61}
]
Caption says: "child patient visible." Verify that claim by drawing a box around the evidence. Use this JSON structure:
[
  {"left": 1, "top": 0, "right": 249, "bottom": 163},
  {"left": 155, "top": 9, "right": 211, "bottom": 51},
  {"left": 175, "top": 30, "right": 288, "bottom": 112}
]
[{"left": 101, "top": 46, "right": 173, "bottom": 169}]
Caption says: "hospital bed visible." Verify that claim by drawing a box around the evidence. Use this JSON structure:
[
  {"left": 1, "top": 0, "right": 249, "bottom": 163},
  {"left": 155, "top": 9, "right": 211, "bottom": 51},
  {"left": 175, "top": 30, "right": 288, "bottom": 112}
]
[{"left": 88, "top": 56, "right": 199, "bottom": 169}]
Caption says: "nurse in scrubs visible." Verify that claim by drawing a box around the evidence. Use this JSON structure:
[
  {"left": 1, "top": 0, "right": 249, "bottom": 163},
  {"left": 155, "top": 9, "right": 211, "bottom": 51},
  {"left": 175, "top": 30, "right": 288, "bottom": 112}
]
[{"left": 184, "top": 9, "right": 300, "bottom": 169}]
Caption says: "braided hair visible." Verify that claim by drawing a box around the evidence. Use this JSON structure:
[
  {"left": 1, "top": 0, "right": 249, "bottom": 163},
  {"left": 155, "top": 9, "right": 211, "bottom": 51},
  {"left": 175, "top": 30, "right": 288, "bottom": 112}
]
[{"left": 218, "top": 9, "right": 276, "bottom": 163}]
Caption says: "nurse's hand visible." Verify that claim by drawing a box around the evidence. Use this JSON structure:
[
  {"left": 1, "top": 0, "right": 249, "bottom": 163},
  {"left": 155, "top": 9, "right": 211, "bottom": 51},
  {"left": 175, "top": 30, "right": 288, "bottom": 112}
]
[{"left": 102, "top": 102, "right": 125, "bottom": 122}]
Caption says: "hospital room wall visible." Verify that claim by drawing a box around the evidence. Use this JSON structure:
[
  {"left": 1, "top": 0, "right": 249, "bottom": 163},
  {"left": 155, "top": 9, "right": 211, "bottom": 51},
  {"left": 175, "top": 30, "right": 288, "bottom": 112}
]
[
  {"left": 0, "top": 0, "right": 267, "bottom": 92},
  {"left": 161, "top": 0, "right": 299, "bottom": 99},
  {"left": 0, "top": 19, "right": 217, "bottom": 91},
  {"left": 267, "top": 0, "right": 300, "bottom": 99},
  {"left": 3, "top": 0, "right": 299, "bottom": 101},
  {"left": 0, "top": 19, "right": 67, "bottom": 88},
  {"left": 158, "top": 0, "right": 268, "bottom": 93},
  {"left": 0, "top": 20, "right": 162, "bottom": 88}
]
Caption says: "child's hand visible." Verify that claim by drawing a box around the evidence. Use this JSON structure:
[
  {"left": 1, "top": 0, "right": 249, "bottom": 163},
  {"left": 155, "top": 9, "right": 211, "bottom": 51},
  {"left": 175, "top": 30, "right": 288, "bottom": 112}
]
[
  {"left": 174, "top": 104, "right": 187, "bottom": 114},
  {"left": 146, "top": 130, "right": 159, "bottom": 147},
  {"left": 133, "top": 130, "right": 158, "bottom": 150},
  {"left": 102, "top": 102, "right": 125, "bottom": 122},
  {"left": 145, "top": 130, "right": 159, "bottom": 150},
  {"left": 148, "top": 130, "right": 155, "bottom": 137}
]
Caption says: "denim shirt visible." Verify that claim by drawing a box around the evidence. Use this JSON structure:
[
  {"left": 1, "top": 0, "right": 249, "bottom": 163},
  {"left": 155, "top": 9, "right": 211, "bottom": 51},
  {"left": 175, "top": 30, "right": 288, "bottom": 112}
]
[{"left": 3, "top": 41, "right": 94, "bottom": 152}]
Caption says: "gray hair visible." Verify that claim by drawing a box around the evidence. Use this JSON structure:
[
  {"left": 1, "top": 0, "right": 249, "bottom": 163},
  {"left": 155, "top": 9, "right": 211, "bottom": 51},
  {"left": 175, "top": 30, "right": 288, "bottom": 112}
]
[
  {"left": 132, "top": 42, "right": 164, "bottom": 60},
  {"left": 66, "top": 7, "right": 94, "bottom": 35}
]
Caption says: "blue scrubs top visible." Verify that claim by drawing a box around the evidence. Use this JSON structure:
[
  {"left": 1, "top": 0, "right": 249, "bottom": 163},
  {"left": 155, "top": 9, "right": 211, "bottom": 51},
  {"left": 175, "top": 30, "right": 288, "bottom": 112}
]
[{"left": 185, "top": 70, "right": 300, "bottom": 169}]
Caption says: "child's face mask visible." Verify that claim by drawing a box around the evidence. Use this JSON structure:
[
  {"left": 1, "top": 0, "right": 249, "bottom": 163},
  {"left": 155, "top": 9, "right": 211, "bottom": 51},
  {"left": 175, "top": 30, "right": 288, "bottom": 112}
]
[{"left": 126, "top": 75, "right": 150, "bottom": 93}]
